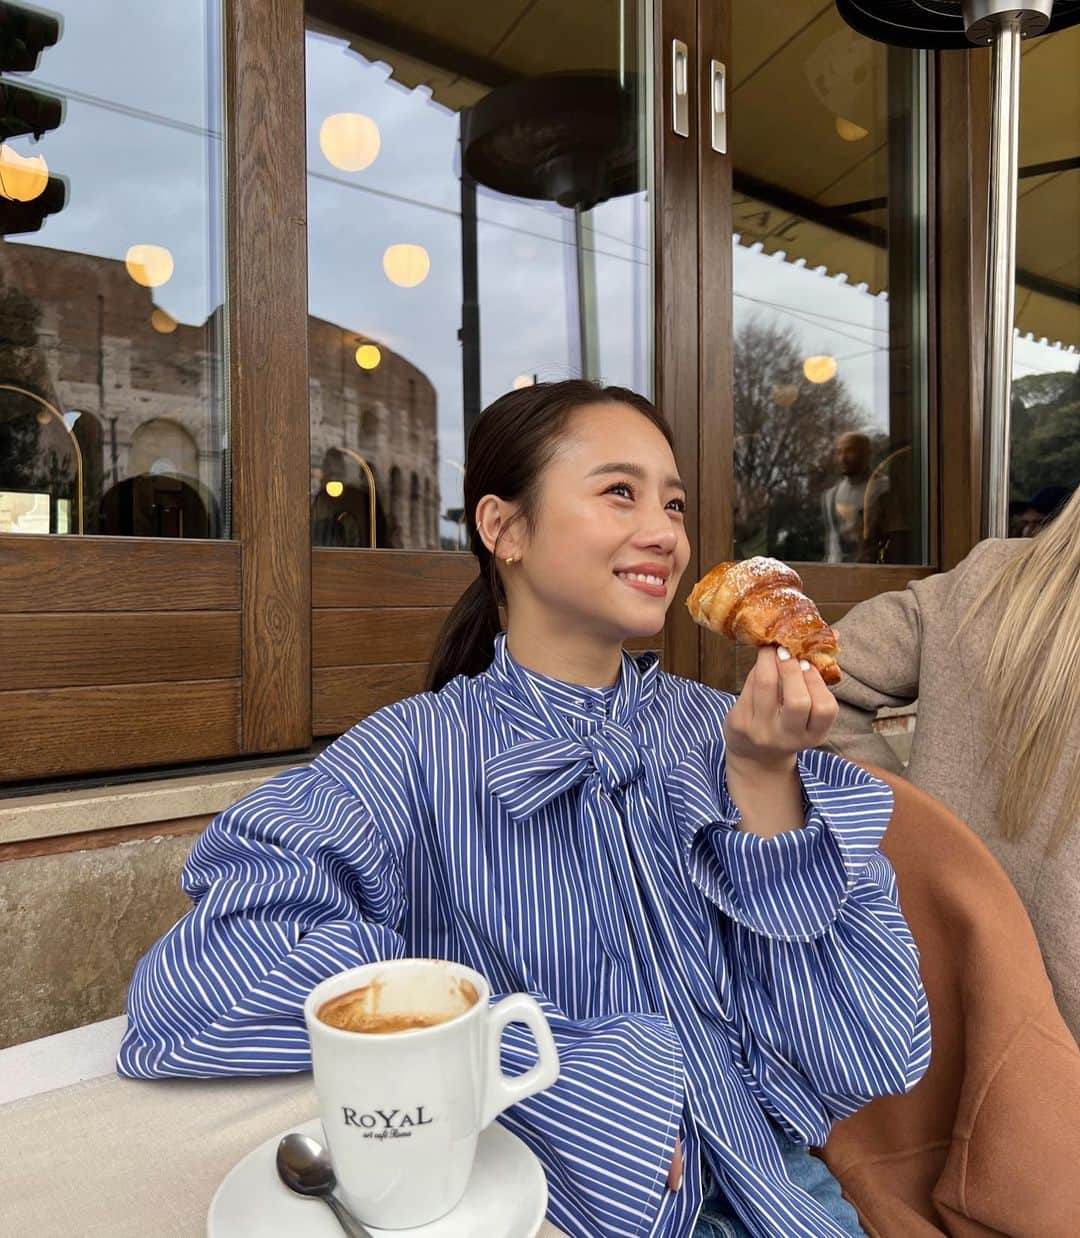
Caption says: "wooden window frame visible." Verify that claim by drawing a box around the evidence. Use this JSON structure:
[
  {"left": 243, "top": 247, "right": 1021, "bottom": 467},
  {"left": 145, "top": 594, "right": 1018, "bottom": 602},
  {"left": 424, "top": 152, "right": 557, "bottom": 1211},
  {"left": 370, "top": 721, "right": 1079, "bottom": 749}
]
[{"left": 0, "top": 0, "right": 991, "bottom": 783}]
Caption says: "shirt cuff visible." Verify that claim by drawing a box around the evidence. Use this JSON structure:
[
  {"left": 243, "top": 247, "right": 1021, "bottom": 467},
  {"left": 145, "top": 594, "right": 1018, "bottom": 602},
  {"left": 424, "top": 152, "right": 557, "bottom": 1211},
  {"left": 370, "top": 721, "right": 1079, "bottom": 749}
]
[{"left": 668, "top": 745, "right": 893, "bottom": 941}]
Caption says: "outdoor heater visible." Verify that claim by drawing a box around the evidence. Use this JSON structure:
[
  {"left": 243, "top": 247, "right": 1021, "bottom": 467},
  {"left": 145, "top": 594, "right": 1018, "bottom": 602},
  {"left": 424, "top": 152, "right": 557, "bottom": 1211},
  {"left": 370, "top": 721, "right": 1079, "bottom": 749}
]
[
  {"left": 835, "top": 0, "right": 1080, "bottom": 537},
  {"left": 459, "top": 71, "right": 641, "bottom": 438}
]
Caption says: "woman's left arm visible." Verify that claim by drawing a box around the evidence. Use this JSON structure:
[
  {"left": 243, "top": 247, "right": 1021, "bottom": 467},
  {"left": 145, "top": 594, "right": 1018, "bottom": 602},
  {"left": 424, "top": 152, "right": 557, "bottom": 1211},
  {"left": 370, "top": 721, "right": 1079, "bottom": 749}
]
[{"left": 667, "top": 650, "right": 930, "bottom": 1144}]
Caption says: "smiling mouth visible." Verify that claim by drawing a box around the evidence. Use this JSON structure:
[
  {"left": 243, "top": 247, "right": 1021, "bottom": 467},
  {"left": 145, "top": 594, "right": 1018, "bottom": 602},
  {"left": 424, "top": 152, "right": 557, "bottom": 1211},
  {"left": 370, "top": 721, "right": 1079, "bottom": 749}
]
[
  {"left": 616, "top": 570, "right": 667, "bottom": 587},
  {"left": 615, "top": 570, "right": 669, "bottom": 597}
]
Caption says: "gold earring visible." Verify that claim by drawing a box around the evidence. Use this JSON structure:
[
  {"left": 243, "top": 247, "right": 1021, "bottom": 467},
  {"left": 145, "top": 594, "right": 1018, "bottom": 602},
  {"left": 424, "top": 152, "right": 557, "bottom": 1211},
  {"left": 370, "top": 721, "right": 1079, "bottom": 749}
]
[{"left": 504, "top": 556, "right": 516, "bottom": 565}]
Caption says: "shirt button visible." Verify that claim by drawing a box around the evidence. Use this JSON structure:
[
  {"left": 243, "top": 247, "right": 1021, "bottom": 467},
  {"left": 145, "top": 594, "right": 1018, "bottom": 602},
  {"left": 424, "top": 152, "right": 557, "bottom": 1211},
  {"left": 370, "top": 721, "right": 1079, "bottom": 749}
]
[{"left": 582, "top": 699, "right": 594, "bottom": 712}]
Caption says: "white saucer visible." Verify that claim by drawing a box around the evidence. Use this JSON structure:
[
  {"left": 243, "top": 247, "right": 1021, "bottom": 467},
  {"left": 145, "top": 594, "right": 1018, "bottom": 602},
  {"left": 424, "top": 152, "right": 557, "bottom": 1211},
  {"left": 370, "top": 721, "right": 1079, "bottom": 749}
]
[{"left": 207, "top": 1117, "right": 548, "bottom": 1238}]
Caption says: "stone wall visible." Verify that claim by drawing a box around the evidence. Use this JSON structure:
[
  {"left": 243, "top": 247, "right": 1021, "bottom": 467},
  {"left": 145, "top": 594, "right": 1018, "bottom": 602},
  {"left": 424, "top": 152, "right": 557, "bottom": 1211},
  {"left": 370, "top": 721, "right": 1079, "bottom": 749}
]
[
  {"left": 0, "top": 242, "right": 441, "bottom": 547},
  {"left": 0, "top": 831, "right": 197, "bottom": 1048}
]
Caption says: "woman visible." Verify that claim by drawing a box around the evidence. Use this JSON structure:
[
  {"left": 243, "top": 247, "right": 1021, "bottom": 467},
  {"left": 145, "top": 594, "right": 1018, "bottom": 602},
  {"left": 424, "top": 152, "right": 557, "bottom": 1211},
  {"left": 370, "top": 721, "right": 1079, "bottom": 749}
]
[
  {"left": 119, "top": 381, "right": 929, "bottom": 1238},
  {"left": 828, "top": 485, "right": 1080, "bottom": 1037}
]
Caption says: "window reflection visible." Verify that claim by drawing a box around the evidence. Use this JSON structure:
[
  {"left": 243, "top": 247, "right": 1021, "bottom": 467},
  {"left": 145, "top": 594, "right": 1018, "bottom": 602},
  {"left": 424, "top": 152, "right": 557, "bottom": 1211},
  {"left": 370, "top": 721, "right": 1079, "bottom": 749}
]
[
  {"left": 1008, "top": 22, "right": 1079, "bottom": 537},
  {"left": 731, "top": 3, "right": 929, "bottom": 565},
  {"left": 0, "top": 1, "right": 227, "bottom": 538},
  {"left": 305, "top": 1, "right": 652, "bottom": 549}
]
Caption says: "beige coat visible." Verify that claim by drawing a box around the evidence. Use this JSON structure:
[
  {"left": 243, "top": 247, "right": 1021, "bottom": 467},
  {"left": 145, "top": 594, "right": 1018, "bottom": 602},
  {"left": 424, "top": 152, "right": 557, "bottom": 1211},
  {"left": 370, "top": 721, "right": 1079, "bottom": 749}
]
[{"left": 827, "top": 538, "right": 1080, "bottom": 1038}]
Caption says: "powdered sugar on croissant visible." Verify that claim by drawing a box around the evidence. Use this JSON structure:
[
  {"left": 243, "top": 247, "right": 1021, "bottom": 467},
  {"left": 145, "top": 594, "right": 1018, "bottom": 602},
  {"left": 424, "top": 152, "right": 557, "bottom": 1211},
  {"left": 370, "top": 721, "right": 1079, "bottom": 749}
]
[{"left": 687, "top": 556, "right": 842, "bottom": 685}]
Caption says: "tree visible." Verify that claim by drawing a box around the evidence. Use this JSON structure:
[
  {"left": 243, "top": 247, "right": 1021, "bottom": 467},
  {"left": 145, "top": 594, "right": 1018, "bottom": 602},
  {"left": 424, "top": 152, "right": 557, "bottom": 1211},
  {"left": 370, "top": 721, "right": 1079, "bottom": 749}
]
[
  {"left": 732, "top": 316, "right": 869, "bottom": 559},
  {"left": 1010, "top": 368, "right": 1080, "bottom": 502}
]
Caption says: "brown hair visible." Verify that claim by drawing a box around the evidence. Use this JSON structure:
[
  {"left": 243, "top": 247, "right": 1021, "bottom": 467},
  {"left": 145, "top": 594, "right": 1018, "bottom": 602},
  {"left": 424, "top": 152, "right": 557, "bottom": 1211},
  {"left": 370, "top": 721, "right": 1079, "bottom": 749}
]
[{"left": 426, "top": 380, "right": 673, "bottom": 691}]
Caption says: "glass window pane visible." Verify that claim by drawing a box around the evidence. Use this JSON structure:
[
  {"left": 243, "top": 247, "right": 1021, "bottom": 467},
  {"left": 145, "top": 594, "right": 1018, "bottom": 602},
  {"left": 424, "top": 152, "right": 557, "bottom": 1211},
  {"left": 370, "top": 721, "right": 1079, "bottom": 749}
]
[
  {"left": 0, "top": 1, "right": 227, "bottom": 539},
  {"left": 305, "top": 2, "right": 653, "bottom": 550},
  {"left": 1009, "top": 23, "right": 1079, "bottom": 538},
  {"left": 730, "top": 4, "right": 930, "bottom": 565}
]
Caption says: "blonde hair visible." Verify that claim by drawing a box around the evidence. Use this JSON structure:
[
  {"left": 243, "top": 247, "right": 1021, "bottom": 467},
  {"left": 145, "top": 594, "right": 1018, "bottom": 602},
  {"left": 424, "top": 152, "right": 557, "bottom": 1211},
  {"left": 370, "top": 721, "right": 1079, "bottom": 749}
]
[{"left": 962, "top": 486, "right": 1080, "bottom": 851}]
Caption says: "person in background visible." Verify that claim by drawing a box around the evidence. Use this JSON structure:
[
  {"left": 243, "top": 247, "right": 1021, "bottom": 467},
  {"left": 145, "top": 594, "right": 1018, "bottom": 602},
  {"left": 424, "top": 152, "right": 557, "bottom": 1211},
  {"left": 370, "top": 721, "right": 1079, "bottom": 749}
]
[
  {"left": 1010, "top": 484, "right": 1072, "bottom": 538},
  {"left": 827, "top": 486, "right": 1080, "bottom": 1039},
  {"left": 117, "top": 380, "right": 930, "bottom": 1238},
  {"left": 821, "top": 432, "right": 887, "bottom": 564}
]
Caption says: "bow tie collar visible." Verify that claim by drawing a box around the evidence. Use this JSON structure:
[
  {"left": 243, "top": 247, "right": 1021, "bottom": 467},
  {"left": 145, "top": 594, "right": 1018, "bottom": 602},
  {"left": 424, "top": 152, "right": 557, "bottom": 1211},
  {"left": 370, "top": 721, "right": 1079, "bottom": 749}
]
[{"left": 482, "top": 635, "right": 659, "bottom": 821}]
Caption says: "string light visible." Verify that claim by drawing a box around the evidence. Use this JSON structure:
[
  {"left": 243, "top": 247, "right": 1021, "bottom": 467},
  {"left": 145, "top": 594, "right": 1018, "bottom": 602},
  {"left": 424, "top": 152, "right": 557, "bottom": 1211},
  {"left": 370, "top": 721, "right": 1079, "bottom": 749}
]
[
  {"left": 383, "top": 243, "right": 430, "bottom": 288},
  {"left": 803, "top": 355, "right": 838, "bottom": 383},
  {"left": 125, "top": 244, "right": 174, "bottom": 288},
  {"left": 0, "top": 144, "right": 47, "bottom": 201},
  {"left": 319, "top": 113, "right": 381, "bottom": 172}
]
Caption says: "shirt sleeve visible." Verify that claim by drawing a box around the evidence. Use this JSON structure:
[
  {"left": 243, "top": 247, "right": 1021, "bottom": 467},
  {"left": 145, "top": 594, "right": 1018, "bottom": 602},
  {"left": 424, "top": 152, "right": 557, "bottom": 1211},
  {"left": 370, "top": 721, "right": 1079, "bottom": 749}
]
[
  {"left": 117, "top": 764, "right": 406, "bottom": 1079},
  {"left": 495, "top": 1000, "right": 685, "bottom": 1238},
  {"left": 667, "top": 743, "right": 930, "bottom": 1146}
]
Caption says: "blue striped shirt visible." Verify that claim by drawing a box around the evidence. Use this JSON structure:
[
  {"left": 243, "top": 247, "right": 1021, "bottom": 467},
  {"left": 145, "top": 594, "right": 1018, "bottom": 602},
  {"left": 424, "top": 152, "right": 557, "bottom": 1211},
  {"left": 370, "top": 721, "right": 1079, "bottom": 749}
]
[{"left": 119, "top": 635, "right": 930, "bottom": 1238}]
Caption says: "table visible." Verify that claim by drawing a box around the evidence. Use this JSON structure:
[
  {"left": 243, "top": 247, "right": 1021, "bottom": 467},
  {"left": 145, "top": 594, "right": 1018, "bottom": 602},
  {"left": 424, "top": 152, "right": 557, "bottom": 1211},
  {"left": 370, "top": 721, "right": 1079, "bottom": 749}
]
[{"left": 0, "top": 1017, "right": 567, "bottom": 1237}]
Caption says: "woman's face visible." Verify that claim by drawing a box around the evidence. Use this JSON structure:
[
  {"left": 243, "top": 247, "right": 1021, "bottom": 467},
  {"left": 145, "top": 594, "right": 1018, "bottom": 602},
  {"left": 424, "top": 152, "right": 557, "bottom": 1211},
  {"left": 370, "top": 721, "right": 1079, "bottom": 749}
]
[{"left": 507, "top": 402, "right": 691, "bottom": 644}]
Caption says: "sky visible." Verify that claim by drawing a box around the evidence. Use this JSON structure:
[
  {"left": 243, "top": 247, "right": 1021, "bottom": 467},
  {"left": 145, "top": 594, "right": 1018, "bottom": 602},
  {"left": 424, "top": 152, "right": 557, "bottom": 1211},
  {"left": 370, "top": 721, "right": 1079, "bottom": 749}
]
[{"left": 6, "top": 0, "right": 1076, "bottom": 536}]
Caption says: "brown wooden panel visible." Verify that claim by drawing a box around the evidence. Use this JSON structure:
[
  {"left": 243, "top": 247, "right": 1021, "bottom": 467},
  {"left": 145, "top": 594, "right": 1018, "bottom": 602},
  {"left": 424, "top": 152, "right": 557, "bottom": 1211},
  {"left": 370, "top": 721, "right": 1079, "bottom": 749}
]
[
  {"left": 314, "top": 663, "right": 427, "bottom": 735},
  {"left": 698, "top": 0, "right": 735, "bottom": 693},
  {"left": 656, "top": 0, "right": 701, "bottom": 683},
  {"left": 625, "top": 636, "right": 660, "bottom": 654},
  {"left": 0, "top": 613, "right": 241, "bottom": 690},
  {"left": 228, "top": 0, "right": 311, "bottom": 752},
  {"left": 0, "top": 537, "right": 240, "bottom": 613},
  {"left": 0, "top": 681, "right": 241, "bottom": 782},
  {"left": 793, "top": 563, "right": 935, "bottom": 604},
  {"left": 314, "top": 608, "right": 449, "bottom": 668},
  {"left": 313, "top": 550, "right": 476, "bottom": 609}
]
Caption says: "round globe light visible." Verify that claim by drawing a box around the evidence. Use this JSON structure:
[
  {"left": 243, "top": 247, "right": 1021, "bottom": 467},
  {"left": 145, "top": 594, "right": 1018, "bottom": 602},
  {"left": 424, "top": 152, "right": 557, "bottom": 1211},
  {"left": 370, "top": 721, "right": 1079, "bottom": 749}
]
[
  {"left": 803, "top": 355, "right": 838, "bottom": 384},
  {"left": 319, "top": 113, "right": 381, "bottom": 172},
  {"left": 355, "top": 343, "right": 381, "bottom": 370},
  {"left": 512, "top": 374, "right": 535, "bottom": 390},
  {"left": 325, "top": 480, "right": 344, "bottom": 498},
  {"left": 125, "top": 244, "right": 174, "bottom": 289},
  {"left": 835, "top": 116, "right": 868, "bottom": 142},
  {"left": 383, "top": 243, "right": 430, "bottom": 288},
  {"left": 151, "top": 308, "right": 178, "bottom": 334},
  {"left": 0, "top": 144, "right": 48, "bottom": 201}
]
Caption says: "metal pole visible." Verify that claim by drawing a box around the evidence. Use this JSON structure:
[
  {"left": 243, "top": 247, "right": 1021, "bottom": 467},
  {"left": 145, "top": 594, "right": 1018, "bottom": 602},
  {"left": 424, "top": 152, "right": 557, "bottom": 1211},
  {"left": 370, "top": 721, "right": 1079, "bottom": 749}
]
[
  {"left": 574, "top": 205, "right": 601, "bottom": 381},
  {"left": 980, "top": 15, "right": 1023, "bottom": 537}
]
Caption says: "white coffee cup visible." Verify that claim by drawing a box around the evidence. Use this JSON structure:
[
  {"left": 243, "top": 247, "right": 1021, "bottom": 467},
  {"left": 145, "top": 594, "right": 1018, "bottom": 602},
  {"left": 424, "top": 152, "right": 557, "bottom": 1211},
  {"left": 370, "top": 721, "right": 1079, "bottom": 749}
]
[{"left": 303, "top": 958, "right": 560, "bottom": 1229}]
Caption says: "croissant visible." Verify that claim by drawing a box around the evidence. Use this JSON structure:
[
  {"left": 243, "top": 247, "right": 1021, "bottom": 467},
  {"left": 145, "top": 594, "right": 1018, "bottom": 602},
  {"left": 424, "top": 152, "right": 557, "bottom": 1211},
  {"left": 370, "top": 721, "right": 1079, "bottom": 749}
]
[{"left": 686, "top": 556, "right": 842, "bottom": 684}]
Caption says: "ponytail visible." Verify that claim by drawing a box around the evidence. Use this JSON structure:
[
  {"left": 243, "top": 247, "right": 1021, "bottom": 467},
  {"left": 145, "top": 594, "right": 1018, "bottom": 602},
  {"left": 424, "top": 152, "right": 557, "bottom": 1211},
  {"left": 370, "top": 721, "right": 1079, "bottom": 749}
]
[
  {"left": 424, "top": 379, "right": 673, "bottom": 693},
  {"left": 426, "top": 569, "right": 502, "bottom": 691}
]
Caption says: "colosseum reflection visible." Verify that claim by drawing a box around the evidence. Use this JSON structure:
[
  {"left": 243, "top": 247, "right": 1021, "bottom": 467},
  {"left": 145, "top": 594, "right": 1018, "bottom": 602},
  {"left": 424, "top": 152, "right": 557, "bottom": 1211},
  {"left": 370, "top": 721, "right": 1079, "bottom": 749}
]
[{"left": 0, "top": 243, "right": 440, "bottom": 549}]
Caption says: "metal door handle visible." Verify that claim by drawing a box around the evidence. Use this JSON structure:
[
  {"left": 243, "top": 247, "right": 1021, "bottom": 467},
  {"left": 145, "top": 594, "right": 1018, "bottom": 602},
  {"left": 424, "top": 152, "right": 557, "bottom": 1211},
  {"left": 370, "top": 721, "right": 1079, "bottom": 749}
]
[
  {"left": 710, "top": 59, "right": 727, "bottom": 153},
  {"left": 672, "top": 39, "right": 689, "bottom": 137}
]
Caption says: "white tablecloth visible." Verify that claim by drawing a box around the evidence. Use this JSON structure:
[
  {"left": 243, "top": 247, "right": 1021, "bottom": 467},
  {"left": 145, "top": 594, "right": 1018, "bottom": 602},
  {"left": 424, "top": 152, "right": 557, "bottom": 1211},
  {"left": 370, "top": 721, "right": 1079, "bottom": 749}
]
[{"left": 0, "top": 1019, "right": 566, "bottom": 1238}]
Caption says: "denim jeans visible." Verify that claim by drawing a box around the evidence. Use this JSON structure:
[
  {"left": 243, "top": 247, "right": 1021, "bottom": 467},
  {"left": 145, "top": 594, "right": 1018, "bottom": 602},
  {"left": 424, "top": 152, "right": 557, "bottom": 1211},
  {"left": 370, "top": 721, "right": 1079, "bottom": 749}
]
[{"left": 691, "top": 1131, "right": 865, "bottom": 1238}]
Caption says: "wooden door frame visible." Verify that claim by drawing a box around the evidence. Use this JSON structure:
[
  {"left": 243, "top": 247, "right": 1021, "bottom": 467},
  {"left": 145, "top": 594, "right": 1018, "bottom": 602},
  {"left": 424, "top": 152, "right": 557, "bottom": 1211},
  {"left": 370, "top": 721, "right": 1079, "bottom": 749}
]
[
  {"left": 696, "top": 0, "right": 734, "bottom": 691},
  {"left": 692, "top": 17, "right": 991, "bottom": 692},
  {"left": 226, "top": 0, "right": 312, "bottom": 753},
  {"left": 658, "top": 0, "right": 704, "bottom": 683}
]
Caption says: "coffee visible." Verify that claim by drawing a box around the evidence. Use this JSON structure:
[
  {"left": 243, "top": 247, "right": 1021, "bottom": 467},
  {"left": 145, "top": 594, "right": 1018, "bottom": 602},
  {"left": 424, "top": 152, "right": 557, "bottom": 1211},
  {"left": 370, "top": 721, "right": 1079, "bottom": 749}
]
[{"left": 318, "top": 976, "right": 479, "bottom": 1034}]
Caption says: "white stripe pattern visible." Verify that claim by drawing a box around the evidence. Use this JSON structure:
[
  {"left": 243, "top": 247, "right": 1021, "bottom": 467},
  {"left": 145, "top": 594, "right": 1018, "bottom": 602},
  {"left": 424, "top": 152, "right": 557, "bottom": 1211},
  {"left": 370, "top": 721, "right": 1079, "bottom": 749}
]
[{"left": 119, "top": 634, "right": 929, "bottom": 1238}]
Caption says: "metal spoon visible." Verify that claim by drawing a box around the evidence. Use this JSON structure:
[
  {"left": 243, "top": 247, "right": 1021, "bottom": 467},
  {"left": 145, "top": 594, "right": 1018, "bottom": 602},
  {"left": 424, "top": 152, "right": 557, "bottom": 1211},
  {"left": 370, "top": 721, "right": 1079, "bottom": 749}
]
[{"left": 275, "top": 1132, "right": 375, "bottom": 1237}]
